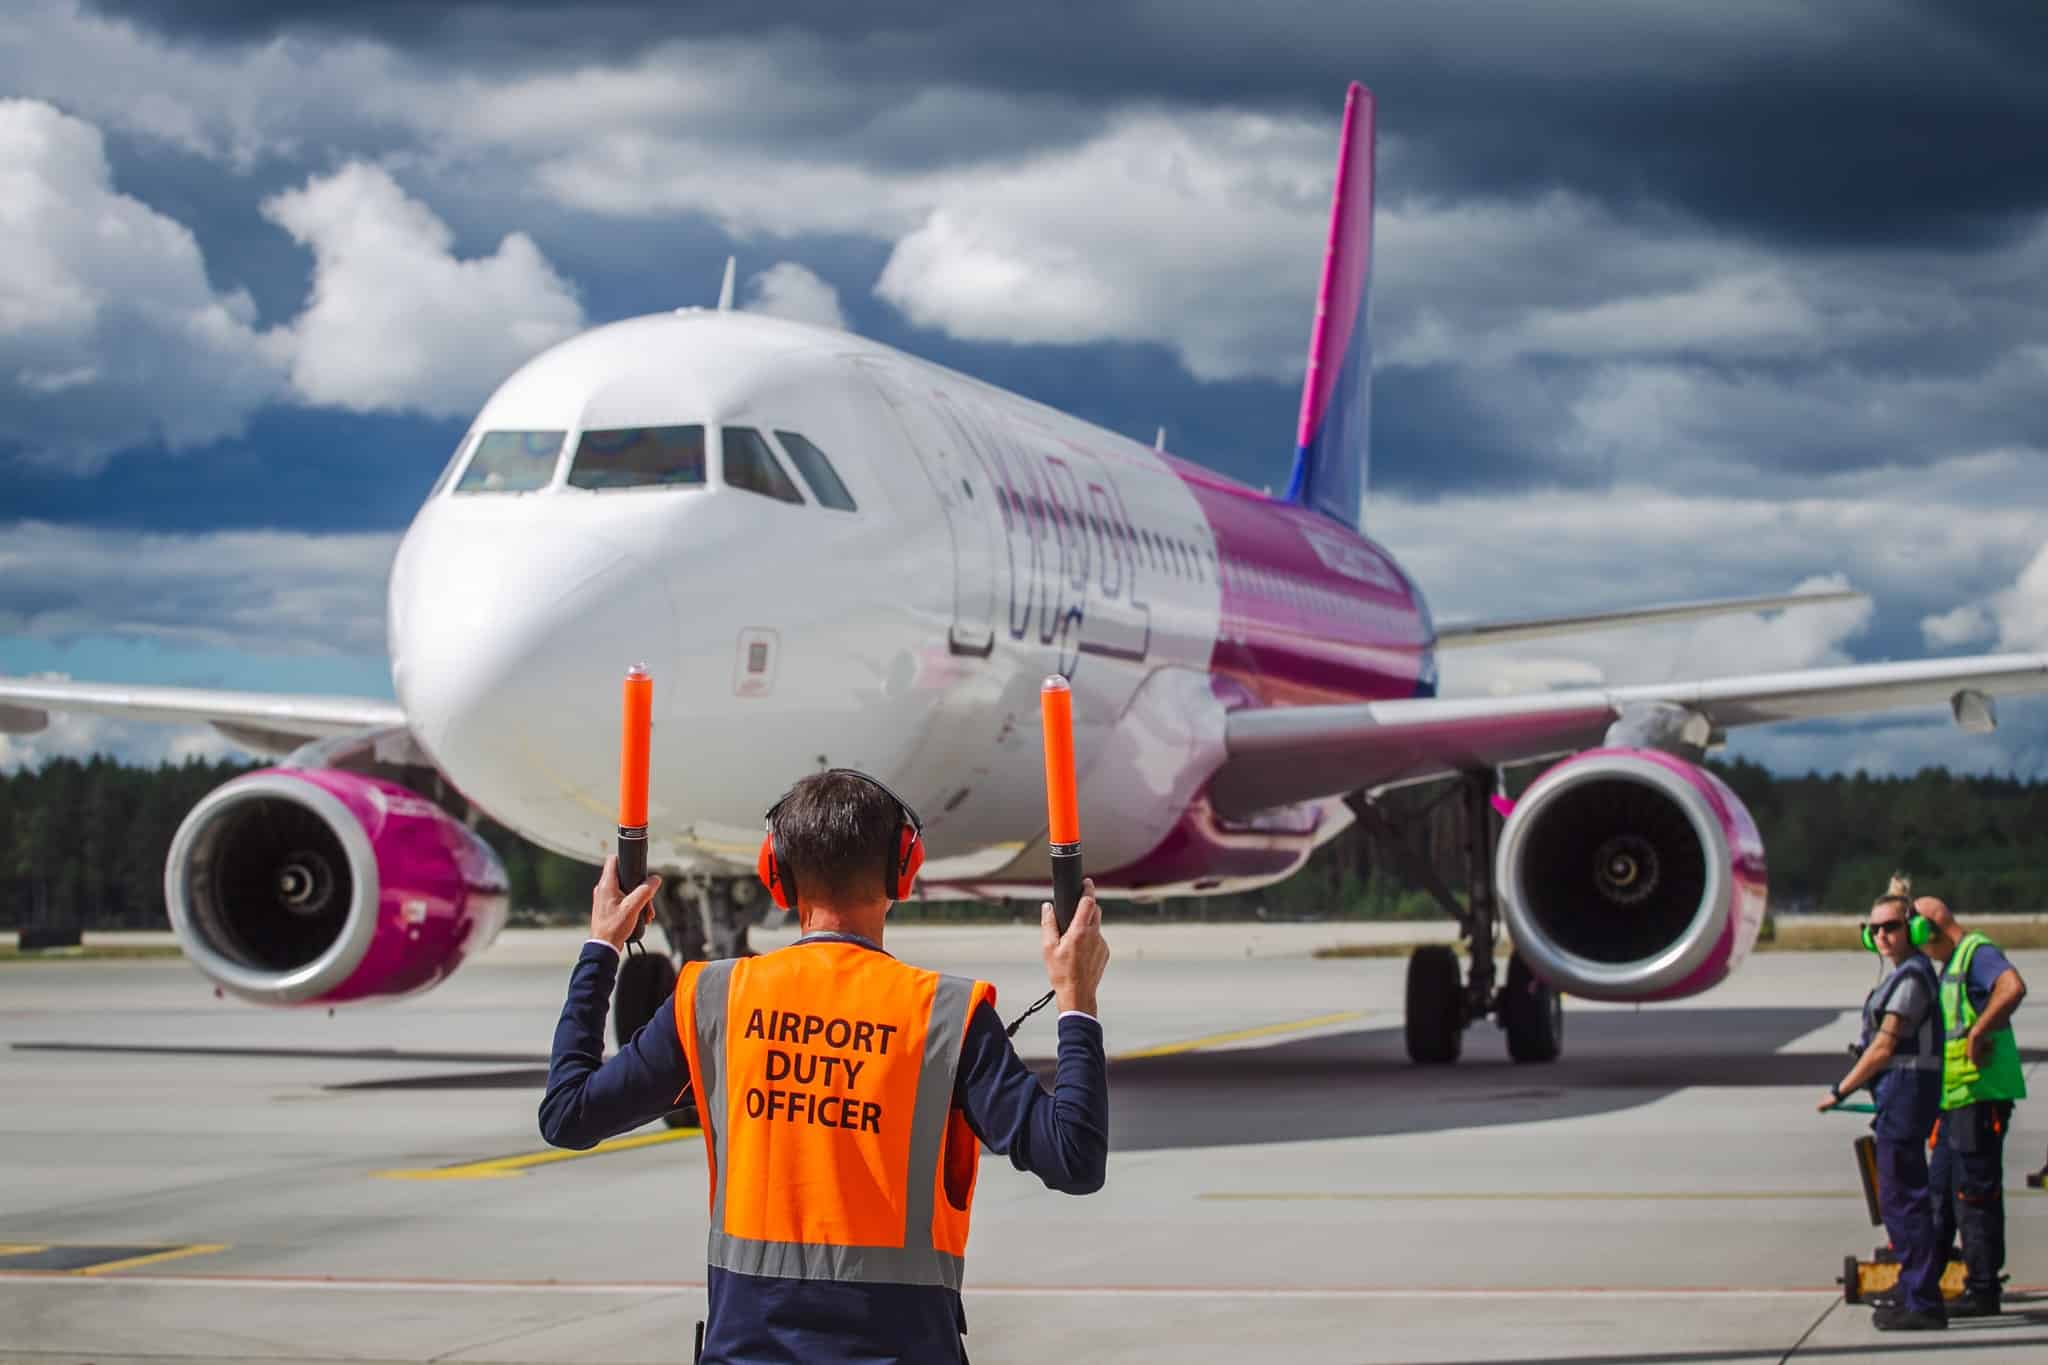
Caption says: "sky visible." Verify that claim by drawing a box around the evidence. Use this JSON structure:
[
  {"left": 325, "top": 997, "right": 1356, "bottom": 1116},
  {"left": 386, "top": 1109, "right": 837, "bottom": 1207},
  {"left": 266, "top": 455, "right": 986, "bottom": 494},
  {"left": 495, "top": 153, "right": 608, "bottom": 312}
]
[{"left": 1, "top": 0, "right": 2046, "bottom": 777}]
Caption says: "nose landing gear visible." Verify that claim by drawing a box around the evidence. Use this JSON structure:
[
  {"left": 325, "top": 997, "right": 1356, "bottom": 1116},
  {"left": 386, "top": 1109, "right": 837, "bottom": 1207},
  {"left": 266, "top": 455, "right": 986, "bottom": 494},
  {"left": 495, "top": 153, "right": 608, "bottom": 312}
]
[
  {"left": 610, "top": 874, "right": 765, "bottom": 1129},
  {"left": 1349, "top": 772, "right": 1565, "bottom": 1066}
]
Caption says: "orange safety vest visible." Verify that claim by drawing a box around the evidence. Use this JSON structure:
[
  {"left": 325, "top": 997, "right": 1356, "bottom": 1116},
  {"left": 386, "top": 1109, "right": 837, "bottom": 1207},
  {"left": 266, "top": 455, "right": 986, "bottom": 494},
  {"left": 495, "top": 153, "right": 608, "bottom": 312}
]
[{"left": 674, "top": 941, "right": 996, "bottom": 1290}]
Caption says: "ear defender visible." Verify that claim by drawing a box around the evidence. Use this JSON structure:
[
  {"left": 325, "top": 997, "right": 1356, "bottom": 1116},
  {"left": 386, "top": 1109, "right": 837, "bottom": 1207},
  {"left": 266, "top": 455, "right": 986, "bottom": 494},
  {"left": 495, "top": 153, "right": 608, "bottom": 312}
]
[
  {"left": 757, "top": 833, "right": 794, "bottom": 911},
  {"left": 754, "top": 769, "right": 924, "bottom": 910},
  {"left": 891, "top": 821, "right": 926, "bottom": 901},
  {"left": 1862, "top": 913, "right": 1934, "bottom": 953}
]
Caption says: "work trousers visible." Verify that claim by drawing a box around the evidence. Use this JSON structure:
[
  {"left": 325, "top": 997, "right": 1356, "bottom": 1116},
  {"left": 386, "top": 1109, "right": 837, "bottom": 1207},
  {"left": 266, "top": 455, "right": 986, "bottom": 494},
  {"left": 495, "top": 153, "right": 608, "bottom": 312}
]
[
  {"left": 1931, "top": 1100, "right": 2013, "bottom": 1301},
  {"left": 1874, "top": 1137, "right": 1945, "bottom": 1315}
]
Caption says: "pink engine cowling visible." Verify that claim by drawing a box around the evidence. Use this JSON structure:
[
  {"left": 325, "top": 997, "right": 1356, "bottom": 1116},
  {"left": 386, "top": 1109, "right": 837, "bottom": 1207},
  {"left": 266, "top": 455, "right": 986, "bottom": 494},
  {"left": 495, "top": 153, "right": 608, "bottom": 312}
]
[
  {"left": 164, "top": 768, "right": 509, "bottom": 1006},
  {"left": 1496, "top": 748, "right": 1767, "bottom": 1003}
]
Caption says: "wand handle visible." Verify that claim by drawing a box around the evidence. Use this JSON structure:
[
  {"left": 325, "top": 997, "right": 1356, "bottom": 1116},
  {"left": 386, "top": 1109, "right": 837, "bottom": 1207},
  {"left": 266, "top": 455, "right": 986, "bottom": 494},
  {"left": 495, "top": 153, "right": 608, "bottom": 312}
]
[{"left": 1041, "top": 676, "right": 1083, "bottom": 934}]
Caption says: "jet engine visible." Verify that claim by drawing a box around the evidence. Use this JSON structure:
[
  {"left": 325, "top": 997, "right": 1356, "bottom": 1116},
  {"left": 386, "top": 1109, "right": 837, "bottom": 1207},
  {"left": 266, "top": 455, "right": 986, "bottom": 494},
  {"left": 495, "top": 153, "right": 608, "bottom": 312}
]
[
  {"left": 1496, "top": 748, "right": 1766, "bottom": 1003},
  {"left": 164, "top": 768, "right": 509, "bottom": 1006}
]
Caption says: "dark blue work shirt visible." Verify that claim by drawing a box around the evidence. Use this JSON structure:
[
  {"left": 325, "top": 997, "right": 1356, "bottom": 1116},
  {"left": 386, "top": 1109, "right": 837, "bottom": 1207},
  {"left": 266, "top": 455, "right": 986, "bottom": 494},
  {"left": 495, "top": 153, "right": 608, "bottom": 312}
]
[
  {"left": 1956, "top": 939, "right": 2016, "bottom": 1016},
  {"left": 1859, "top": 952, "right": 1942, "bottom": 1143},
  {"left": 541, "top": 939, "right": 1110, "bottom": 1364}
]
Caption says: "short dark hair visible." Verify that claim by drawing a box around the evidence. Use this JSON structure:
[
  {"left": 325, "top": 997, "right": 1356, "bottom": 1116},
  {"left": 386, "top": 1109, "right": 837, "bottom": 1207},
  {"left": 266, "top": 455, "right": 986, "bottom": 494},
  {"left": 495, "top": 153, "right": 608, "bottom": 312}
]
[{"left": 770, "top": 771, "right": 907, "bottom": 907}]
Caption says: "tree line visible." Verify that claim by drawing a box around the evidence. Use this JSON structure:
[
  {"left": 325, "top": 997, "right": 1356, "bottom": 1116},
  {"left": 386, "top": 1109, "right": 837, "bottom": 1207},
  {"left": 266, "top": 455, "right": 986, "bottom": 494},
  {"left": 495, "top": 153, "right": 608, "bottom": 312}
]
[{"left": 3, "top": 754, "right": 2045, "bottom": 930}]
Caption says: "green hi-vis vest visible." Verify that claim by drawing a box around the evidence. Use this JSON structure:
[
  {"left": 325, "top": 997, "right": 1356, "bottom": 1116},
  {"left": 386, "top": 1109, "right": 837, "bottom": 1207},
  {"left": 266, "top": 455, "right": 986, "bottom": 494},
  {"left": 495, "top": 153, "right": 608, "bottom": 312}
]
[{"left": 1940, "top": 932, "right": 2028, "bottom": 1110}]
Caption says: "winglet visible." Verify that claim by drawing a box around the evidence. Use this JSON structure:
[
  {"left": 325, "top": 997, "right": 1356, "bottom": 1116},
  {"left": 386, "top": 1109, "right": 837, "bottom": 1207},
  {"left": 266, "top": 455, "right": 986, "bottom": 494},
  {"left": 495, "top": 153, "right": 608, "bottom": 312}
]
[
  {"left": 717, "top": 256, "right": 736, "bottom": 311},
  {"left": 1283, "top": 83, "right": 1376, "bottom": 530}
]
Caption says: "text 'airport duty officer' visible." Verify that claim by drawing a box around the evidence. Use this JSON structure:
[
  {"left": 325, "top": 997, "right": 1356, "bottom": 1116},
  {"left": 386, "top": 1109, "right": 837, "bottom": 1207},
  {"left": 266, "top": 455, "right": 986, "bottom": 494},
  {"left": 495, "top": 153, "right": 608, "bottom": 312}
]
[
  {"left": 1918, "top": 895, "right": 2027, "bottom": 1318},
  {"left": 1818, "top": 890, "right": 1947, "bottom": 1331},
  {"left": 540, "top": 769, "right": 1112, "bottom": 1363}
]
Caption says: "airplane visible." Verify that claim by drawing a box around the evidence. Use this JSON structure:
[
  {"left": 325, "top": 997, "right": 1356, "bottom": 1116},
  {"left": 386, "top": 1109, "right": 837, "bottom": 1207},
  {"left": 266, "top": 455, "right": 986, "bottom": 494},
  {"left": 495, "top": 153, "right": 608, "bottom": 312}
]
[{"left": 4, "top": 83, "right": 2045, "bottom": 1087}]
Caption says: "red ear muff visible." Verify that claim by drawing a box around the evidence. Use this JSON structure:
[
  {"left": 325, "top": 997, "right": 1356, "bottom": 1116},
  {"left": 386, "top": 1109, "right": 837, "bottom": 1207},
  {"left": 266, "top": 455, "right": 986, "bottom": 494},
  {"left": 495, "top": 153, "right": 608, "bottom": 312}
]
[
  {"left": 758, "top": 769, "right": 924, "bottom": 909},
  {"left": 892, "top": 823, "right": 925, "bottom": 901},
  {"left": 757, "top": 833, "right": 793, "bottom": 910}
]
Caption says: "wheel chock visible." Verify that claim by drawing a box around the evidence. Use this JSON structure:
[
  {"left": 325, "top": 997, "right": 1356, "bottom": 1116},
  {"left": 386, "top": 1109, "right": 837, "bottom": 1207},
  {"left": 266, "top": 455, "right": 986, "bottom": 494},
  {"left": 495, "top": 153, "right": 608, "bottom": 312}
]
[{"left": 1839, "top": 1256, "right": 1968, "bottom": 1304}]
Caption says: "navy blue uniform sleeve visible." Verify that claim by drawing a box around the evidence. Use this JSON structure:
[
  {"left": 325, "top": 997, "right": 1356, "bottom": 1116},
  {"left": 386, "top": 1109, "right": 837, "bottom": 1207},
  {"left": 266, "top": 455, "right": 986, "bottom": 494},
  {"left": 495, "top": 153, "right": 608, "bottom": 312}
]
[
  {"left": 952, "top": 1001, "right": 1107, "bottom": 1195},
  {"left": 538, "top": 943, "right": 692, "bottom": 1150},
  {"left": 1968, "top": 943, "right": 2017, "bottom": 1004}
]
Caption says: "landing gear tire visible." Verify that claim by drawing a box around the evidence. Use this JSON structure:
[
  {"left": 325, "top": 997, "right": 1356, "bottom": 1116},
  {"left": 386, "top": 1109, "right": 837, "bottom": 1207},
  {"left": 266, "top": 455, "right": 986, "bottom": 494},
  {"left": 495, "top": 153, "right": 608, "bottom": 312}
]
[
  {"left": 1405, "top": 944, "right": 1464, "bottom": 1065},
  {"left": 1501, "top": 954, "right": 1563, "bottom": 1063},
  {"left": 612, "top": 951, "right": 695, "bottom": 1129}
]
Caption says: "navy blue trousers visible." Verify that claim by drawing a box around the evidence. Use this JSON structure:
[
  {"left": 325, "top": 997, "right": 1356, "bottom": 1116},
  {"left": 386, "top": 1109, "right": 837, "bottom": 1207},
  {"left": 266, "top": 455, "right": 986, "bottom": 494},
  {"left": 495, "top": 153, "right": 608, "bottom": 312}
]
[
  {"left": 1875, "top": 1137, "right": 1945, "bottom": 1314},
  {"left": 1931, "top": 1100, "right": 2012, "bottom": 1301}
]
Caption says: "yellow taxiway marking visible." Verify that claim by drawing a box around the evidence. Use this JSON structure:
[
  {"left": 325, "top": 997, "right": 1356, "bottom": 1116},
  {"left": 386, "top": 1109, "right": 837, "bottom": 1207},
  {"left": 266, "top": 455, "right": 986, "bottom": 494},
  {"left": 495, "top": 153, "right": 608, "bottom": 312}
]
[
  {"left": 0, "top": 1244, "right": 51, "bottom": 1256},
  {"left": 370, "top": 1009, "right": 1364, "bottom": 1181},
  {"left": 373, "top": 1125, "right": 702, "bottom": 1181},
  {"left": 73, "top": 1244, "right": 227, "bottom": 1276},
  {"left": 1114, "top": 1010, "right": 1369, "bottom": 1061},
  {"left": 1200, "top": 1191, "right": 1862, "bottom": 1203}
]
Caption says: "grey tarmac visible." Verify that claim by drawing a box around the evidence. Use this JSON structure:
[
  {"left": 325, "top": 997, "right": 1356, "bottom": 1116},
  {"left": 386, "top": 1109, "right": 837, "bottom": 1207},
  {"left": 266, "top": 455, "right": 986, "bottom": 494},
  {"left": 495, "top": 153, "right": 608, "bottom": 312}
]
[{"left": 2, "top": 924, "right": 2044, "bottom": 1363}]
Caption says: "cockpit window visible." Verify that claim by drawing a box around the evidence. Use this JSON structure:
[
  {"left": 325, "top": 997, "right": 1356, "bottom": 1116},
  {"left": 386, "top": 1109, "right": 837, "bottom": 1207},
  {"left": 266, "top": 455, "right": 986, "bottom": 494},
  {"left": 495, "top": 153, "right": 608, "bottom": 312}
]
[
  {"left": 454, "top": 431, "right": 564, "bottom": 494},
  {"left": 773, "top": 431, "right": 858, "bottom": 512},
  {"left": 568, "top": 425, "right": 707, "bottom": 491},
  {"left": 429, "top": 432, "right": 475, "bottom": 498},
  {"left": 723, "top": 427, "right": 803, "bottom": 504}
]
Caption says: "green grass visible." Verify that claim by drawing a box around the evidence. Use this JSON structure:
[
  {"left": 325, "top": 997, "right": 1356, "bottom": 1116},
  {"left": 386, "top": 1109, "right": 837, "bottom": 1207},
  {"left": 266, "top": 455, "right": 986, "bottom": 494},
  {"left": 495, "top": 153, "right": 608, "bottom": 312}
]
[
  {"left": 0, "top": 943, "right": 186, "bottom": 962},
  {"left": 1764, "top": 920, "right": 2048, "bottom": 952},
  {"left": 1312, "top": 921, "right": 2048, "bottom": 961}
]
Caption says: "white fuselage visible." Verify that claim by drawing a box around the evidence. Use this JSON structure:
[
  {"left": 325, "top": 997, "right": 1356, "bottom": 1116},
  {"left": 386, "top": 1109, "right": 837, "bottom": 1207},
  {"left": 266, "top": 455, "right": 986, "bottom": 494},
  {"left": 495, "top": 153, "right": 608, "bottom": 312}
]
[{"left": 387, "top": 310, "right": 1417, "bottom": 894}]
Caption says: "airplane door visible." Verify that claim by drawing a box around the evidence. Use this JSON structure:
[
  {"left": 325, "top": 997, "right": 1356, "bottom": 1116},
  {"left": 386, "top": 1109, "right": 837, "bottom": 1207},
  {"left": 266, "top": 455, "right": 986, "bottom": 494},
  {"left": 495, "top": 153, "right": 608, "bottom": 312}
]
[{"left": 856, "top": 360, "right": 998, "bottom": 657}]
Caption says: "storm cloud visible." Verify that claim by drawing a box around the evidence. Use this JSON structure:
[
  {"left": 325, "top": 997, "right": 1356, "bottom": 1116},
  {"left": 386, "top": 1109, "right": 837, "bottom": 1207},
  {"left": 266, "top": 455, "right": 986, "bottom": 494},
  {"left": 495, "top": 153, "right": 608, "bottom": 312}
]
[{"left": 0, "top": 0, "right": 2042, "bottom": 774}]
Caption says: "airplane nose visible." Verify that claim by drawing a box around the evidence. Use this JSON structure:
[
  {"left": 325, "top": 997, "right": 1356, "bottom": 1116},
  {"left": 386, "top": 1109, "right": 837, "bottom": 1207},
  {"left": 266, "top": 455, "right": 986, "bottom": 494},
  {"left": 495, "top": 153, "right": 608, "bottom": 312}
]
[{"left": 392, "top": 516, "right": 679, "bottom": 846}]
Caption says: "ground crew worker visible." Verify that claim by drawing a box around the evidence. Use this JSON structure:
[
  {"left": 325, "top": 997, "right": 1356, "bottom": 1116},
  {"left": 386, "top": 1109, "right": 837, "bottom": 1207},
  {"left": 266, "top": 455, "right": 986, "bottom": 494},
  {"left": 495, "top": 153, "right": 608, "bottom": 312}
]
[
  {"left": 539, "top": 769, "right": 1111, "bottom": 1363},
  {"left": 1818, "top": 891, "right": 1947, "bottom": 1331},
  {"left": 1917, "top": 895, "right": 2027, "bottom": 1318}
]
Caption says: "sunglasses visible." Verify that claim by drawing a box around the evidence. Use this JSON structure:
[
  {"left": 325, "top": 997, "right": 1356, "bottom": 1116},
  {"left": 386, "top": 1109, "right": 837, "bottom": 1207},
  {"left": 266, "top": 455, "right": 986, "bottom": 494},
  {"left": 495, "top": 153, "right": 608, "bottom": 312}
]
[{"left": 1867, "top": 919, "right": 1908, "bottom": 934}]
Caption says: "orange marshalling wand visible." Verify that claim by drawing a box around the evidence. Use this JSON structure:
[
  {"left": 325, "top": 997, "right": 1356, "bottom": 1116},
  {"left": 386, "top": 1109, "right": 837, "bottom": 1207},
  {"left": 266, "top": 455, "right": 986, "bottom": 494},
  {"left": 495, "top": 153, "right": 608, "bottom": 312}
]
[
  {"left": 617, "top": 665, "right": 653, "bottom": 942},
  {"left": 1040, "top": 675, "right": 1084, "bottom": 933}
]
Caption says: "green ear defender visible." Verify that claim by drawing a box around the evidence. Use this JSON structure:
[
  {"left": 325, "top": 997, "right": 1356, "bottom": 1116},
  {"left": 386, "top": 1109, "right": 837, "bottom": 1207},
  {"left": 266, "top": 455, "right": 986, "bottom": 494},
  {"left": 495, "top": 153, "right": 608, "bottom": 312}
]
[{"left": 1861, "top": 914, "right": 1934, "bottom": 953}]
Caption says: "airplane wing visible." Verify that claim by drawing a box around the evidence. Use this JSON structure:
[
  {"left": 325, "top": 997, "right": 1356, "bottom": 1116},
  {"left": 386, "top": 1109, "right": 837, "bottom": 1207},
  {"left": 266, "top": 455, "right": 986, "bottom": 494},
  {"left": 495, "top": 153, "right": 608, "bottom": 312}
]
[
  {"left": 1209, "top": 652, "right": 2048, "bottom": 818},
  {"left": 1431, "top": 588, "right": 1863, "bottom": 650},
  {"left": 0, "top": 675, "right": 405, "bottom": 757}
]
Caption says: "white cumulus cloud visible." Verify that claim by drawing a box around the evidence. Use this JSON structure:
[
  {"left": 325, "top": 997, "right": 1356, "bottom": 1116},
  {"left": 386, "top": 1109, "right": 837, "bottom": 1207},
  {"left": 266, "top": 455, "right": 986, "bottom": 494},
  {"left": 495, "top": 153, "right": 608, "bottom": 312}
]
[
  {"left": 0, "top": 98, "right": 287, "bottom": 471},
  {"left": 263, "top": 162, "right": 586, "bottom": 416},
  {"left": 1921, "top": 603, "right": 1996, "bottom": 650},
  {"left": 0, "top": 679, "right": 247, "bottom": 774},
  {"left": 0, "top": 520, "right": 398, "bottom": 657},
  {"left": 743, "top": 262, "right": 848, "bottom": 331},
  {"left": 1993, "top": 542, "right": 2048, "bottom": 652},
  {"left": 875, "top": 110, "right": 1330, "bottom": 381}
]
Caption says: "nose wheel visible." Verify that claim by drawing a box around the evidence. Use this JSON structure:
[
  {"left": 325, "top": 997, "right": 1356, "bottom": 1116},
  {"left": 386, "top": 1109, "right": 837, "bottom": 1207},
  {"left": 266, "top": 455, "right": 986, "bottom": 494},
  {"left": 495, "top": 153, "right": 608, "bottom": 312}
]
[
  {"left": 1405, "top": 944, "right": 1465, "bottom": 1064},
  {"left": 610, "top": 876, "right": 725, "bottom": 1130},
  {"left": 1500, "top": 952, "right": 1563, "bottom": 1063},
  {"left": 1351, "top": 773, "right": 1567, "bottom": 1066}
]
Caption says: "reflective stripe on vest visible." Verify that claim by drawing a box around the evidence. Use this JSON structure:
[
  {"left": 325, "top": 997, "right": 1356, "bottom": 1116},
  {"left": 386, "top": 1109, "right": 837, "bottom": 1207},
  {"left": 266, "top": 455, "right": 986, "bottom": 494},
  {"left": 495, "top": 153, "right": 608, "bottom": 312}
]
[
  {"left": 1871, "top": 955, "right": 1943, "bottom": 1073},
  {"left": 677, "top": 944, "right": 991, "bottom": 1290},
  {"left": 1939, "top": 932, "right": 2028, "bottom": 1107}
]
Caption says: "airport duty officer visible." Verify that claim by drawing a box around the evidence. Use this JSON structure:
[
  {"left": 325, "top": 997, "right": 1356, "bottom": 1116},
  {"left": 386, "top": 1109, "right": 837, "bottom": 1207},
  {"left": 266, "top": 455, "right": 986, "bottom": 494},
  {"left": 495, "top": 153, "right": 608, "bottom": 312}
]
[
  {"left": 540, "top": 769, "right": 1111, "bottom": 1363},
  {"left": 1917, "top": 895, "right": 2027, "bottom": 1317},
  {"left": 1818, "top": 891, "right": 1948, "bottom": 1331}
]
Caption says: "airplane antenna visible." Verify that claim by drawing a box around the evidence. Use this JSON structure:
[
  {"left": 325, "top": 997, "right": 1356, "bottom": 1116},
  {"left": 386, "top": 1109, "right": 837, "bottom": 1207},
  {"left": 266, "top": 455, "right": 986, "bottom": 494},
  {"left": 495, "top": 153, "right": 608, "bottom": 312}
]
[
  {"left": 1154, "top": 427, "right": 1166, "bottom": 451},
  {"left": 716, "top": 256, "right": 736, "bottom": 311}
]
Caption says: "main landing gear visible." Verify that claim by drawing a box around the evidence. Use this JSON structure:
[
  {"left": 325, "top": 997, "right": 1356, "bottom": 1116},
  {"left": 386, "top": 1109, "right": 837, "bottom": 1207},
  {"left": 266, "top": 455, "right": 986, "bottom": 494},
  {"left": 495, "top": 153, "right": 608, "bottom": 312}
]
[
  {"left": 610, "top": 875, "right": 768, "bottom": 1128},
  {"left": 1347, "top": 772, "right": 1563, "bottom": 1066}
]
